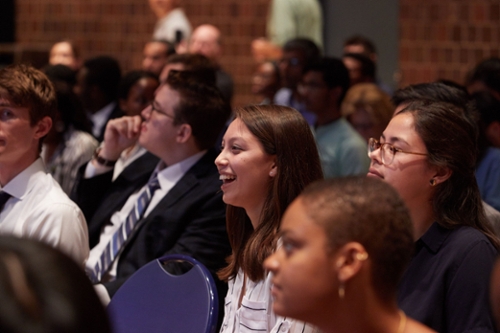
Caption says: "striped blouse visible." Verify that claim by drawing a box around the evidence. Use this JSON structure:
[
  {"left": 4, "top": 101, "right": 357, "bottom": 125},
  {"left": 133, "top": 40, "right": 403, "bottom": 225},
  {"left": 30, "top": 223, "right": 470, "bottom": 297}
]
[{"left": 220, "top": 268, "right": 319, "bottom": 333}]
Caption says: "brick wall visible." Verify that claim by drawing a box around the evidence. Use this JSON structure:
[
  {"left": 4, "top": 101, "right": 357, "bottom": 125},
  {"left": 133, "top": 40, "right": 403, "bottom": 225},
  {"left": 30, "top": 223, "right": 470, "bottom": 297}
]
[
  {"left": 13, "top": 0, "right": 269, "bottom": 107},
  {"left": 399, "top": 0, "right": 500, "bottom": 88},
  {"left": 13, "top": 0, "right": 499, "bottom": 99}
]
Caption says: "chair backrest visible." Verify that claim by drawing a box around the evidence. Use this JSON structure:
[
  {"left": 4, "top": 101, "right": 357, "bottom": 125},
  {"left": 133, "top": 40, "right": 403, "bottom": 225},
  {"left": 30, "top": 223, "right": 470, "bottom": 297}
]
[{"left": 107, "top": 254, "right": 218, "bottom": 333}]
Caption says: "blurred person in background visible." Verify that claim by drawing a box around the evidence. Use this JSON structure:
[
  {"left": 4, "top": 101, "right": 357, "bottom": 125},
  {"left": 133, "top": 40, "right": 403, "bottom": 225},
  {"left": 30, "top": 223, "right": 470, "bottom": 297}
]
[
  {"left": 341, "top": 83, "right": 393, "bottom": 142},
  {"left": 141, "top": 39, "right": 176, "bottom": 77},
  {"left": 251, "top": 61, "right": 280, "bottom": 105}
]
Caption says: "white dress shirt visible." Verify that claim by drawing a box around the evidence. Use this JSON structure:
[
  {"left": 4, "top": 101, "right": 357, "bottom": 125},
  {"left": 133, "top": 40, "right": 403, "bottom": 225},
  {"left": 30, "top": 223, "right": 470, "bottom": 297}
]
[{"left": 0, "top": 158, "right": 89, "bottom": 265}]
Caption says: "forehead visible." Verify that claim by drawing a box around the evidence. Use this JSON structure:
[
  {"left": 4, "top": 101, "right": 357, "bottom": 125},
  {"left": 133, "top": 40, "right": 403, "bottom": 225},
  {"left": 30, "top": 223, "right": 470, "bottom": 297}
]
[
  {"left": 51, "top": 42, "right": 73, "bottom": 54},
  {"left": 303, "top": 71, "right": 324, "bottom": 82},
  {"left": 0, "top": 89, "right": 21, "bottom": 108},
  {"left": 225, "top": 118, "right": 252, "bottom": 137},
  {"left": 383, "top": 112, "right": 421, "bottom": 143},
  {"left": 281, "top": 198, "right": 326, "bottom": 240},
  {"left": 192, "top": 27, "right": 219, "bottom": 42},
  {"left": 344, "top": 44, "right": 366, "bottom": 54},
  {"left": 283, "top": 50, "right": 305, "bottom": 61},
  {"left": 144, "top": 42, "right": 167, "bottom": 55},
  {"left": 155, "top": 84, "right": 180, "bottom": 105}
]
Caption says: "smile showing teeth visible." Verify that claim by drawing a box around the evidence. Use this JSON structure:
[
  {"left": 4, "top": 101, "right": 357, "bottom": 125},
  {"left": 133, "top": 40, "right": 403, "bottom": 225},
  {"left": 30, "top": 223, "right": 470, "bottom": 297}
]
[{"left": 219, "top": 175, "right": 236, "bottom": 180}]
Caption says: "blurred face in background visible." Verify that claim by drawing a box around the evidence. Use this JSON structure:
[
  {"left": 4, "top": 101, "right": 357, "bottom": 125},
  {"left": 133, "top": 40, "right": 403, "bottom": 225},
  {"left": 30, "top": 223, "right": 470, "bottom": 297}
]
[
  {"left": 188, "top": 25, "right": 221, "bottom": 61},
  {"left": 252, "top": 62, "right": 280, "bottom": 99},
  {"left": 142, "top": 42, "right": 170, "bottom": 76},
  {"left": 120, "top": 77, "right": 159, "bottom": 117},
  {"left": 49, "top": 42, "right": 79, "bottom": 71}
]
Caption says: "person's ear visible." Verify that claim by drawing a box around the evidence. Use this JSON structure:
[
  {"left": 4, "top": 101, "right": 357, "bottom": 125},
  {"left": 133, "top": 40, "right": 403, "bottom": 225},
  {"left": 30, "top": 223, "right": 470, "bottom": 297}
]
[
  {"left": 176, "top": 123, "right": 192, "bottom": 143},
  {"left": 334, "top": 242, "right": 369, "bottom": 283},
  {"left": 430, "top": 166, "right": 452, "bottom": 187},
  {"left": 34, "top": 116, "right": 52, "bottom": 139},
  {"left": 269, "top": 158, "right": 277, "bottom": 177}
]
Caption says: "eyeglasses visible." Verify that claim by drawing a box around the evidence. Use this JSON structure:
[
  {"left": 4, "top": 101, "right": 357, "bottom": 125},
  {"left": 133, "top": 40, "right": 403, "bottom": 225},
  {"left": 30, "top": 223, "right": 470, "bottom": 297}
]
[
  {"left": 368, "top": 138, "right": 428, "bottom": 165},
  {"left": 279, "top": 57, "right": 302, "bottom": 67},
  {"left": 150, "top": 101, "right": 175, "bottom": 119}
]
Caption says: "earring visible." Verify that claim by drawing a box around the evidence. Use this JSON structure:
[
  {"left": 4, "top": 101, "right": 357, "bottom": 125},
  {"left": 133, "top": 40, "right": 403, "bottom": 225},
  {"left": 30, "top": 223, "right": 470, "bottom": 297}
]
[
  {"left": 429, "top": 179, "right": 436, "bottom": 186},
  {"left": 338, "top": 282, "right": 345, "bottom": 299},
  {"left": 269, "top": 169, "right": 276, "bottom": 177}
]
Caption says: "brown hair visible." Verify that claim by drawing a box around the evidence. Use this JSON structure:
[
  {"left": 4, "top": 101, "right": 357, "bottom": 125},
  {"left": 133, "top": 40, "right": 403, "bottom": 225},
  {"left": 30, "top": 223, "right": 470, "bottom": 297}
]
[
  {"left": 400, "top": 100, "right": 500, "bottom": 249},
  {"left": 218, "top": 105, "right": 324, "bottom": 282},
  {"left": 165, "top": 70, "right": 230, "bottom": 150},
  {"left": 341, "top": 83, "right": 393, "bottom": 129},
  {"left": 300, "top": 177, "right": 414, "bottom": 303},
  {"left": 0, "top": 236, "right": 111, "bottom": 333},
  {"left": 0, "top": 64, "right": 57, "bottom": 125}
]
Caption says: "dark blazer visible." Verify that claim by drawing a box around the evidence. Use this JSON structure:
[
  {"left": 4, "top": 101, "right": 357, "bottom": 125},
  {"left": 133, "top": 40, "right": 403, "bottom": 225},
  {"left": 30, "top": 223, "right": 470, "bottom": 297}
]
[
  {"left": 72, "top": 149, "right": 230, "bottom": 297},
  {"left": 94, "top": 103, "right": 124, "bottom": 142}
]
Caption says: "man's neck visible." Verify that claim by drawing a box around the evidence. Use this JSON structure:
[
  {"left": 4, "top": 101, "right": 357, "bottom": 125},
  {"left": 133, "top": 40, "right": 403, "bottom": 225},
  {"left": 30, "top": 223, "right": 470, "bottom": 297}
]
[
  {"left": 0, "top": 155, "right": 38, "bottom": 187},
  {"left": 315, "top": 108, "right": 341, "bottom": 127}
]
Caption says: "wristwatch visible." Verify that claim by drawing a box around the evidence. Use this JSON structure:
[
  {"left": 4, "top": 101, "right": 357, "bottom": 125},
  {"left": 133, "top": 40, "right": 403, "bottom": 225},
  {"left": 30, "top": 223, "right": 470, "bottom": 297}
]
[{"left": 93, "top": 147, "right": 117, "bottom": 167}]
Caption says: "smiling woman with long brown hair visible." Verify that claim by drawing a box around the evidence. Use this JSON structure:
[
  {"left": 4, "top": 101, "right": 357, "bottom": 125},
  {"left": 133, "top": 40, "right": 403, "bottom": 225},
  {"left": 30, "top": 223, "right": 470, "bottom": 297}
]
[{"left": 215, "top": 104, "right": 323, "bottom": 333}]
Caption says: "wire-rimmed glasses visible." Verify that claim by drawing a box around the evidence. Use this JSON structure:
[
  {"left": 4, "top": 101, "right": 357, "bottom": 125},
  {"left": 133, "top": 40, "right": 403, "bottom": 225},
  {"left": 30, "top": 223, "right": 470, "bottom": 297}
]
[{"left": 367, "top": 138, "right": 428, "bottom": 165}]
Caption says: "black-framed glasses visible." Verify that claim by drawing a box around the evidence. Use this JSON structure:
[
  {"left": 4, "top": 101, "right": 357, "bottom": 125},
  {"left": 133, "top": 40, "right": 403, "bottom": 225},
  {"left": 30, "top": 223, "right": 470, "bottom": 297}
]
[
  {"left": 367, "top": 138, "right": 428, "bottom": 165},
  {"left": 150, "top": 101, "right": 175, "bottom": 119}
]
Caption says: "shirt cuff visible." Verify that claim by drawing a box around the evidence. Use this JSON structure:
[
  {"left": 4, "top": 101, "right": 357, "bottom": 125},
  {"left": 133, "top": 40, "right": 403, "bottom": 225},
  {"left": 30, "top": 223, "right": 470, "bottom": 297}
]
[
  {"left": 84, "top": 160, "right": 113, "bottom": 179},
  {"left": 94, "top": 284, "right": 111, "bottom": 306}
]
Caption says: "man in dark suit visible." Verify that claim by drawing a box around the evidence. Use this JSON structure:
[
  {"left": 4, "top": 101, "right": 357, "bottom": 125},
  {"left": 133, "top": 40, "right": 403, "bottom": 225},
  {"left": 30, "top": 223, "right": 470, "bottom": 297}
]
[
  {"left": 72, "top": 70, "right": 231, "bottom": 303},
  {"left": 74, "top": 56, "right": 124, "bottom": 142}
]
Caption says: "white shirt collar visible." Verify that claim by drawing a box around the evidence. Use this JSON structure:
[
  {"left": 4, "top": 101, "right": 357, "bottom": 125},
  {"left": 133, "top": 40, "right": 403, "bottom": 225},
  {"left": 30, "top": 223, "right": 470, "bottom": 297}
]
[
  {"left": 1, "top": 158, "right": 46, "bottom": 200},
  {"left": 153, "top": 150, "right": 206, "bottom": 190}
]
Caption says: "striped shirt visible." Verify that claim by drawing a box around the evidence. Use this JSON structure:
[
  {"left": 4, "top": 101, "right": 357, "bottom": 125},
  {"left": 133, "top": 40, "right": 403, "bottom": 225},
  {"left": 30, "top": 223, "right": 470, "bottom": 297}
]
[{"left": 220, "top": 268, "right": 319, "bottom": 333}]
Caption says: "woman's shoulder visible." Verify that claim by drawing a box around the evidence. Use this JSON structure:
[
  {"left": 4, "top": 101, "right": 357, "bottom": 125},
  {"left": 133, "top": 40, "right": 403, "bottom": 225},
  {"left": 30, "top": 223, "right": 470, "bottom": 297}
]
[{"left": 438, "top": 225, "right": 498, "bottom": 264}]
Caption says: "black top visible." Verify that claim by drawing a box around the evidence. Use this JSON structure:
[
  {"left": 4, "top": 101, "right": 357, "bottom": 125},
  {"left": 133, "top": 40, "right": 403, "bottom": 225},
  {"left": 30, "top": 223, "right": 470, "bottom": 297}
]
[{"left": 398, "top": 222, "right": 498, "bottom": 333}]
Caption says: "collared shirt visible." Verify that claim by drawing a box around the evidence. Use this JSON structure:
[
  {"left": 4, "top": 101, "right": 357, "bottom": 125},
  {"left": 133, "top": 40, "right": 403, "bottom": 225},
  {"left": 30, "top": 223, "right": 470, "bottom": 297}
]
[
  {"left": 0, "top": 158, "right": 89, "bottom": 265},
  {"left": 398, "top": 222, "right": 498, "bottom": 333},
  {"left": 112, "top": 144, "right": 147, "bottom": 181},
  {"left": 221, "top": 268, "right": 320, "bottom": 333},
  {"left": 312, "top": 118, "right": 370, "bottom": 178},
  {"left": 87, "top": 101, "right": 116, "bottom": 138}
]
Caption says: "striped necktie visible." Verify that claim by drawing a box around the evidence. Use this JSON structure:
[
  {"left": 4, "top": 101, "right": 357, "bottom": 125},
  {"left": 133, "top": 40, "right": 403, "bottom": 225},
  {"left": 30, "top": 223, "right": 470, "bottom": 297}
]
[{"left": 88, "top": 174, "right": 161, "bottom": 283}]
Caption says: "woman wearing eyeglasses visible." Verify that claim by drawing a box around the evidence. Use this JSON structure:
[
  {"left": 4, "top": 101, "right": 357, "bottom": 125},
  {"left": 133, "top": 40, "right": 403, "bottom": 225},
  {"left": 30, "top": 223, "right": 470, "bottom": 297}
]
[{"left": 367, "top": 100, "right": 499, "bottom": 333}]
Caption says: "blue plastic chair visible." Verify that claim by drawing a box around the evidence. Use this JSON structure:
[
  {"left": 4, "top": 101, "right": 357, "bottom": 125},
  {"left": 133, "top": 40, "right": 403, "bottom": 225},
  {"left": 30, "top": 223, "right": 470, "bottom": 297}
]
[{"left": 107, "top": 254, "right": 218, "bottom": 333}]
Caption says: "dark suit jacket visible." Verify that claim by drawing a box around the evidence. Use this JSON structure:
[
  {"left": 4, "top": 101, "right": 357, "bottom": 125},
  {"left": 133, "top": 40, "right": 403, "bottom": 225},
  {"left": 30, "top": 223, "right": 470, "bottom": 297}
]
[
  {"left": 94, "top": 102, "right": 124, "bottom": 142},
  {"left": 72, "top": 149, "right": 230, "bottom": 297}
]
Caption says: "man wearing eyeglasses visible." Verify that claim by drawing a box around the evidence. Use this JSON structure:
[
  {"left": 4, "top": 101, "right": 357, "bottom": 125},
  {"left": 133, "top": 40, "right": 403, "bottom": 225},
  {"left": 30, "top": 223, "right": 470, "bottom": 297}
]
[
  {"left": 301, "top": 57, "right": 370, "bottom": 178},
  {"left": 72, "top": 70, "right": 231, "bottom": 305}
]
